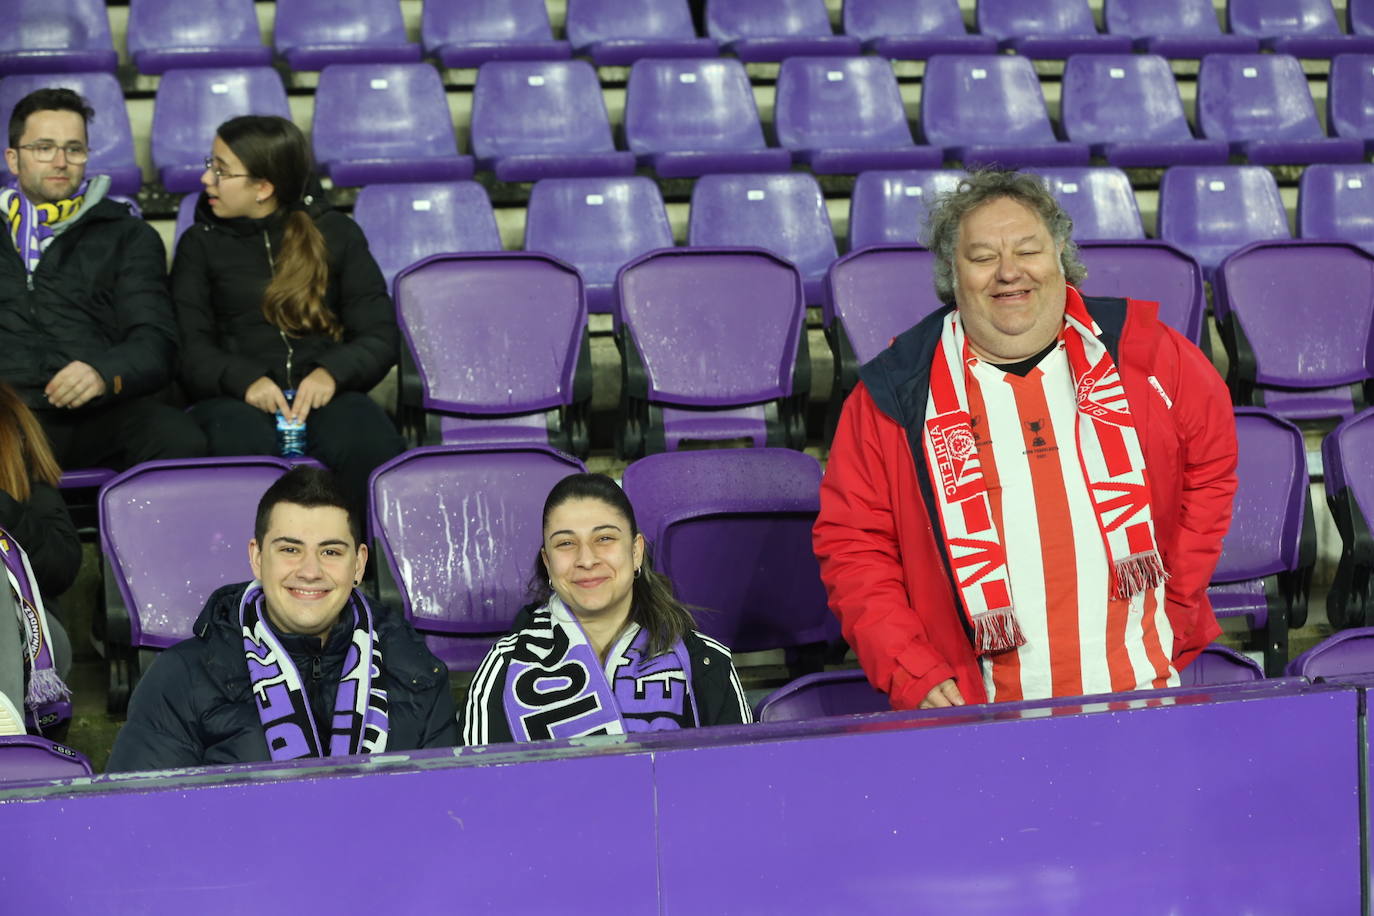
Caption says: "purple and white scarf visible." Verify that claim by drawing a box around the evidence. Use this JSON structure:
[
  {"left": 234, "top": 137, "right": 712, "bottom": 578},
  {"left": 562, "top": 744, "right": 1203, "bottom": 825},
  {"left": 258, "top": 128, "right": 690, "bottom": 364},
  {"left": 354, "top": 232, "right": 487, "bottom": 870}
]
[
  {"left": 239, "top": 582, "right": 390, "bottom": 761},
  {"left": 502, "top": 597, "right": 697, "bottom": 742},
  {"left": 0, "top": 179, "right": 92, "bottom": 274},
  {"left": 0, "top": 529, "right": 71, "bottom": 731}
]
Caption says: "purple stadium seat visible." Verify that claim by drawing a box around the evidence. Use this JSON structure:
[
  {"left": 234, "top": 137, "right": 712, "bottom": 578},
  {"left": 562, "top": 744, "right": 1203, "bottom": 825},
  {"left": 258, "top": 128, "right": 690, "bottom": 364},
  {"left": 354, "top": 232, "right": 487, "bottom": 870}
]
[
  {"left": 524, "top": 176, "right": 674, "bottom": 315},
  {"left": 369, "top": 444, "right": 586, "bottom": 671},
  {"left": 470, "top": 60, "right": 636, "bottom": 181},
  {"left": 1229, "top": 0, "right": 1374, "bottom": 56},
  {"left": 1207, "top": 408, "right": 1314, "bottom": 675},
  {"left": 127, "top": 0, "right": 272, "bottom": 74},
  {"left": 847, "top": 168, "right": 963, "bottom": 251},
  {"left": 421, "top": 0, "right": 570, "bottom": 68},
  {"left": 151, "top": 67, "right": 291, "bottom": 193},
  {"left": 616, "top": 248, "right": 808, "bottom": 456},
  {"left": 705, "top": 0, "right": 862, "bottom": 61},
  {"left": 1329, "top": 54, "right": 1374, "bottom": 153},
  {"left": 353, "top": 182, "right": 501, "bottom": 293},
  {"left": 1157, "top": 165, "right": 1290, "bottom": 278},
  {"left": 687, "top": 172, "right": 838, "bottom": 307},
  {"left": 565, "top": 0, "right": 716, "bottom": 65},
  {"left": 1196, "top": 54, "right": 1365, "bottom": 164},
  {"left": 842, "top": 0, "right": 998, "bottom": 58},
  {"left": 0, "top": 72, "right": 141, "bottom": 196},
  {"left": 0, "top": 736, "right": 91, "bottom": 782},
  {"left": 622, "top": 448, "right": 836, "bottom": 652},
  {"left": 976, "top": 0, "right": 1134, "bottom": 57},
  {"left": 0, "top": 0, "right": 117, "bottom": 75},
  {"left": 174, "top": 190, "right": 199, "bottom": 247},
  {"left": 1287, "top": 629, "right": 1374, "bottom": 677},
  {"left": 312, "top": 63, "right": 474, "bottom": 187},
  {"left": 921, "top": 55, "right": 1091, "bottom": 168},
  {"left": 1060, "top": 54, "right": 1230, "bottom": 167},
  {"left": 1104, "top": 0, "right": 1261, "bottom": 56},
  {"left": 1039, "top": 167, "right": 1145, "bottom": 241},
  {"left": 1299, "top": 163, "right": 1374, "bottom": 254},
  {"left": 1177, "top": 643, "right": 1266, "bottom": 685},
  {"left": 1212, "top": 239, "right": 1374, "bottom": 421},
  {"left": 1322, "top": 409, "right": 1374, "bottom": 628},
  {"left": 393, "top": 253, "right": 589, "bottom": 454},
  {"left": 774, "top": 56, "right": 944, "bottom": 173},
  {"left": 1355, "top": 0, "right": 1374, "bottom": 35},
  {"left": 272, "top": 0, "right": 420, "bottom": 70},
  {"left": 58, "top": 468, "right": 116, "bottom": 490},
  {"left": 753, "top": 669, "right": 889, "bottom": 722},
  {"left": 1075, "top": 241, "right": 1207, "bottom": 346},
  {"left": 623, "top": 58, "right": 792, "bottom": 178}
]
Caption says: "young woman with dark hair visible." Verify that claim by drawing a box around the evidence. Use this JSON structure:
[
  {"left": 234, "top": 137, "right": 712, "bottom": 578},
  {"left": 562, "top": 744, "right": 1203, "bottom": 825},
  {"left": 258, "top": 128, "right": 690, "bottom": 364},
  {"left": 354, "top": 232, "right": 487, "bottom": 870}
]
[
  {"left": 461, "top": 473, "right": 752, "bottom": 745},
  {"left": 171, "top": 115, "right": 405, "bottom": 515}
]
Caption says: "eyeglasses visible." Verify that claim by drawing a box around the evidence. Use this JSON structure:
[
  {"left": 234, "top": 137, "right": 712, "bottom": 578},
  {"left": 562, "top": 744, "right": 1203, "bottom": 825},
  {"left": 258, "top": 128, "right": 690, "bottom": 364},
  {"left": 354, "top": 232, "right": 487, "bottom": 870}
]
[
  {"left": 203, "top": 157, "right": 250, "bottom": 183},
  {"left": 18, "top": 143, "right": 89, "bottom": 164}
]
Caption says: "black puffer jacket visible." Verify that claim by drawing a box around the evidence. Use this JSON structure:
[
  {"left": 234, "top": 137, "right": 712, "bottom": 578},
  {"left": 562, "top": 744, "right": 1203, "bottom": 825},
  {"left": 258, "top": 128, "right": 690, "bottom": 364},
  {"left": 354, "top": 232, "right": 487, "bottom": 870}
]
[
  {"left": 171, "top": 193, "right": 397, "bottom": 401},
  {"left": 106, "top": 581, "right": 458, "bottom": 772},
  {"left": 0, "top": 197, "right": 177, "bottom": 409}
]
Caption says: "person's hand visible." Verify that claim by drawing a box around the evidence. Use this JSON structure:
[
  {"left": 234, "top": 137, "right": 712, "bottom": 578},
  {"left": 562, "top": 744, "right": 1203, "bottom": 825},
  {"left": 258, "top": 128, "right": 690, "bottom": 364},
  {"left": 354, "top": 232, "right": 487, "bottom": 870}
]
[
  {"left": 245, "top": 377, "right": 291, "bottom": 416},
  {"left": 45, "top": 361, "right": 106, "bottom": 409},
  {"left": 290, "top": 367, "right": 336, "bottom": 423},
  {"left": 919, "top": 678, "right": 965, "bottom": 709}
]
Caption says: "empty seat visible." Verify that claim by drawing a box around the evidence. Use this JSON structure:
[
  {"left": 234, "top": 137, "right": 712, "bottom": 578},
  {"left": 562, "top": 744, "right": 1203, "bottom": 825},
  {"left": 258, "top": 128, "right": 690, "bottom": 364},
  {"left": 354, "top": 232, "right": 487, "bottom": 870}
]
[
  {"left": 1075, "top": 241, "right": 1207, "bottom": 346},
  {"left": 1354, "top": 0, "right": 1374, "bottom": 36},
  {"left": 774, "top": 56, "right": 943, "bottom": 173},
  {"left": 1040, "top": 167, "right": 1146, "bottom": 241},
  {"left": 127, "top": 0, "right": 272, "bottom": 74},
  {"left": 1328, "top": 53, "right": 1374, "bottom": 153},
  {"left": 1212, "top": 239, "right": 1374, "bottom": 421},
  {"left": 622, "top": 448, "right": 836, "bottom": 652},
  {"left": 1177, "top": 644, "right": 1266, "bottom": 685},
  {"left": 847, "top": 168, "right": 963, "bottom": 251},
  {"left": 565, "top": 0, "right": 716, "bottom": 65},
  {"left": 369, "top": 444, "right": 586, "bottom": 671},
  {"left": 977, "top": 0, "right": 1133, "bottom": 57},
  {"left": 1207, "top": 408, "right": 1315, "bottom": 675},
  {"left": 0, "top": 736, "right": 92, "bottom": 783},
  {"left": 616, "top": 248, "right": 808, "bottom": 456},
  {"left": 421, "top": 0, "right": 570, "bottom": 68},
  {"left": 623, "top": 57, "right": 792, "bottom": 177},
  {"left": 688, "top": 172, "right": 839, "bottom": 306},
  {"left": 0, "top": 72, "right": 141, "bottom": 196},
  {"left": 470, "top": 59, "right": 636, "bottom": 181},
  {"left": 706, "top": 0, "right": 862, "bottom": 61},
  {"left": 353, "top": 181, "right": 502, "bottom": 292},
  {"left": 1287, "top": 629, "right": 1374, "bottom": 677},
  {"left": 1104, "top": 0, "right": 1261, "bottom": 56},
  {"left": 1229, "top": 0, "right": 1374, "bottom": 56},
  {"left": 842, "top": 0, "right": 998, "bottom": 58},
  {"left": 273, "top": 0, "right": 420, "bottom": 70},
  {"left": 1299, "top": 163, "right": 1374, "bottom": 254},
  {"left": 1061, "top": 54, "right": 1230, "bottom": 167},
  {"left": 0, "top": 0, "right": 117, "bottom": 74},
  {"left": 151, "top": 67, "right": 291, "bottom": 193},
  {"left": 524, "top": 176, "right": 674, "bottom": 315},
  {"left": 921, "top": 55, "right": 1091, "bottom": 167},
  {"left": 1322, "top": 409, "right": 1374, "bottom": 628},
  {"left": 312, "top": 63, "right": 474, "bottom": 186},
  {"left": 1157, "top": 165, "right": 1290, "bottom": 277},
  {"left": 1196, "top": 54, "right": 1365, "bottom": 164},
  {"left": 753, "top": 669, "right": 889, "bottom": 722}
]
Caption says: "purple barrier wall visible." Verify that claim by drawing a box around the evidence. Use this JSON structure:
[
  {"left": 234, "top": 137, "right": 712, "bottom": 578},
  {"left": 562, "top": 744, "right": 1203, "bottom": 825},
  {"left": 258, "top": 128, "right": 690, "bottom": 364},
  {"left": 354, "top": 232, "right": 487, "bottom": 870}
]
[{"left": 0, "top": 681, "right": 1361, "bottom": 914}]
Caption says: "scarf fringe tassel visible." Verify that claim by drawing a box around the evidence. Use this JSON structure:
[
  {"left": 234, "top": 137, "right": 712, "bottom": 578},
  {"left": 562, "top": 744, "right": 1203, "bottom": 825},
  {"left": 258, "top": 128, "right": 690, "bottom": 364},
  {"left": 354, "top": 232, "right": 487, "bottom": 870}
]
[
  {"left": 1112, "top": 551, "right": 1169, "bottom": 601},
  {"left": 973, "top": 607, "right": 1027, "bottom": 655},
  {"left": 26, "top": 667, "right": 71, "bottom": 709}
]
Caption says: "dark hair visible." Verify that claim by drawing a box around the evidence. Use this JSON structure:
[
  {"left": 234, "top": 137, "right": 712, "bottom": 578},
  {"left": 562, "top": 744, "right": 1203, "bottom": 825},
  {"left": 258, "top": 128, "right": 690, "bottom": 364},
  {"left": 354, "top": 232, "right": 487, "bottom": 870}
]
[
  {"left": 530, "top": 473, "right": 695, "bottom": 658},
  {"left": 923, "top": 168, "right": 1088, "bottom": 306},
  {"left": 254, "top": 466, "right": 361, "bottom": 545},
  {"left": 8, "top": 88, "right": 94, "bottom": 149},
  {"left": 0, "top": 382, "right": 60, "bottom": 502},
  {"left": 216, "top": 115, "right": 338, "bottom": 341}
]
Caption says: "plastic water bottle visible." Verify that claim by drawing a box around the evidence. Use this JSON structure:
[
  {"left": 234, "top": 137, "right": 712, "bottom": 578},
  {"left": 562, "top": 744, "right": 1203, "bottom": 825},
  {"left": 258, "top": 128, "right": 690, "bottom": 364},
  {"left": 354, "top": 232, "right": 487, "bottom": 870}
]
[{"left": 275, "top": 389, "right": 306, "bottom": 457}]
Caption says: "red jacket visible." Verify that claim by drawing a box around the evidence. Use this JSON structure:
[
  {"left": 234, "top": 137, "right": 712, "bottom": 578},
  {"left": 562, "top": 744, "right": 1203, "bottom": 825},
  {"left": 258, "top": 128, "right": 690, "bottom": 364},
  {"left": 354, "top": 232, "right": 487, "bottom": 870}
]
[{"left": 814, "top": 296, "right": 1237, "bottom": 709}]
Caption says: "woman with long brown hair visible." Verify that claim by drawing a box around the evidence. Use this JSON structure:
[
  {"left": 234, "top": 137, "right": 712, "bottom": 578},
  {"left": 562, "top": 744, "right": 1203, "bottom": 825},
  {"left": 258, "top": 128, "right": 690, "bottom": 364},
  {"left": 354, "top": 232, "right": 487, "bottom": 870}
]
[{"left": 171, "top": 115, "right": 405, "bottom": 515}]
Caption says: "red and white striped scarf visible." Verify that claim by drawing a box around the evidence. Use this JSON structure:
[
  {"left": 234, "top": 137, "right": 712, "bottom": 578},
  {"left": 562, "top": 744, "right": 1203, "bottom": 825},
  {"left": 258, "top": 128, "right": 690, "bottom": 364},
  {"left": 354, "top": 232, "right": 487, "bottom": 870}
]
[{"left": 924, "top": 288, "right": 1167, "bottom": 655}]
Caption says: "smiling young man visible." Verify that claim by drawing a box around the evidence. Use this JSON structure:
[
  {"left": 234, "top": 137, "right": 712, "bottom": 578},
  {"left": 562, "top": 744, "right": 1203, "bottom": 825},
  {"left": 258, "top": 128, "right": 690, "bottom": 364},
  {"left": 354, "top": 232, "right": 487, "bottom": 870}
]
[
  {"left": 0, "top": 88, "right": 205, "bottom": 469},
  {"left": 813, "top": 169, "right": 1238, "bottom": 711},
  {"left": 108, "top": 467, "right": 456, "bottom": 771}
]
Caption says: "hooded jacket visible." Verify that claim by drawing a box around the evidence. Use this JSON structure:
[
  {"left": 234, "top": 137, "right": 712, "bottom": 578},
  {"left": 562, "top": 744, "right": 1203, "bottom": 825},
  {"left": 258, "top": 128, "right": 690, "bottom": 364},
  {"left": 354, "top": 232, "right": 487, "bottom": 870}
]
[
  {"left": 813, "top": 296, "right": 1237, "bottom": 710},
  {"left": 170, "top": 192, "right": 397, "bottom": 402},
  {"left": 106, "top": 581, "right": 458, "bottom": 771}
]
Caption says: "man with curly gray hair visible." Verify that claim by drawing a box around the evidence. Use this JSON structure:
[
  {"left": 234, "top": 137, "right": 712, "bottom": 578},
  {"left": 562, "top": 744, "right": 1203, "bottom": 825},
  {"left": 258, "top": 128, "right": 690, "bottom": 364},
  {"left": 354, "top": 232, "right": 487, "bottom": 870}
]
[{"left": 814, "top": 169, "right": 1237, "bottom": 711}]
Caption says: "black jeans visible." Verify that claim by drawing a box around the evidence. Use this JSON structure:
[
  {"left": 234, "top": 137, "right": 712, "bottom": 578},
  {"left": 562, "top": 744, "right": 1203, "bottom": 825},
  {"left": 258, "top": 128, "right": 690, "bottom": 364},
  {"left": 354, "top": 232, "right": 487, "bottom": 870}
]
[{"left": 38, "top": 397, "right": 208, "bottom": 472}]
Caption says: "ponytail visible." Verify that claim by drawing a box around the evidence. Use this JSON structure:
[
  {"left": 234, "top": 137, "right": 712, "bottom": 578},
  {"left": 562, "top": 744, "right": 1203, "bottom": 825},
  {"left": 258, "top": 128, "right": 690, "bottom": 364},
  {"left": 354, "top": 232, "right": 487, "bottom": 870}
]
[{"left": 262, "top": 209, "right": 339, "bottom": 340}]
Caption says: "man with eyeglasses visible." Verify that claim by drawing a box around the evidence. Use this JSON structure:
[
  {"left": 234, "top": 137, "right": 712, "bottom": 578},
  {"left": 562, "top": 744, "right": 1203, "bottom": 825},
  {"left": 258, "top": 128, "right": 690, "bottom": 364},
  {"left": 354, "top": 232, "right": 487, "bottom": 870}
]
[{"left": 0, "top": 88, "right": 205, "bottom": 470}]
